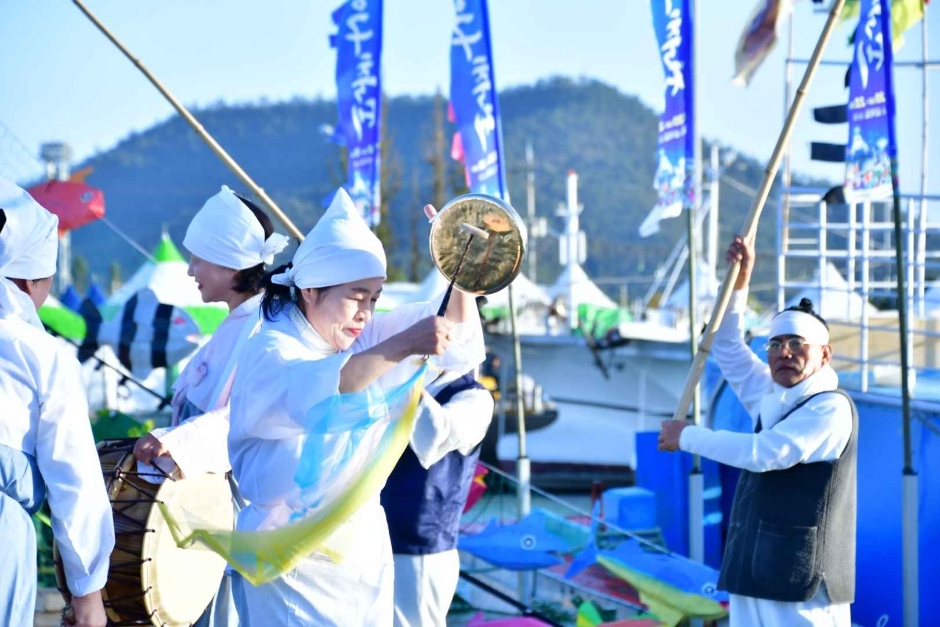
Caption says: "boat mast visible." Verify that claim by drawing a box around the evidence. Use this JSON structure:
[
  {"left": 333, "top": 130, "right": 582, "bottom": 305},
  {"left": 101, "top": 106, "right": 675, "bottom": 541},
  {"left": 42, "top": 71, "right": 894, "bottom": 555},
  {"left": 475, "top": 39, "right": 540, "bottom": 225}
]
[
  {"left": 525, "top": 141, "right": 538, "bottom": 282},
  {"left": 558, "top": 170, "right": 585, "bottom": 331},
  {"left": 687, "top": 0, "right": 704, "bottom": 567}
]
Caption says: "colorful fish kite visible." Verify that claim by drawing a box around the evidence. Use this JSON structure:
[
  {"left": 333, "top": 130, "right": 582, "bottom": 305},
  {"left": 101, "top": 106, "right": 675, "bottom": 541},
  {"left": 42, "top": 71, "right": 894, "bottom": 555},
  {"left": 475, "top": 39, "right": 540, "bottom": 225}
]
[
  {"left": 566, "top": 509, "right": 728, "bottom": 627},
  {"left": 458, "top": 508, "right": 589, "bottom": 571}
]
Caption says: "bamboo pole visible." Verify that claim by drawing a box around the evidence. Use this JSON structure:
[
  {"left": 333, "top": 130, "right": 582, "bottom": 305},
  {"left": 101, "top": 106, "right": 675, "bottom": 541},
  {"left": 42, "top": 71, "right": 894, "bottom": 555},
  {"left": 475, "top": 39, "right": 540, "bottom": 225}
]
[
  {"left": 71, "top": 0, "right": 305, "bottom": 242},
  {"left": 669, "top": 0, "right": 847, "bottom": 423}
]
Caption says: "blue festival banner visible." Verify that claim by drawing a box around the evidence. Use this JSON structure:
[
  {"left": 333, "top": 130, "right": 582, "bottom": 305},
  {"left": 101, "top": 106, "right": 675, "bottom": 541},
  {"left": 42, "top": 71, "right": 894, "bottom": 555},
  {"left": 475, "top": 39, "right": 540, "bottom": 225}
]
[
  {"left": 330, "top": 0, "right": 383, "bottom": 227},
  {"left": 647, "top": 0, "right": 695, "bottom": 232},
  {"left": 844, "top": 0, "right": 898, "bottom": 201},
  {"left": 449, "top": 0, "right": 507, "bottom": 199}
]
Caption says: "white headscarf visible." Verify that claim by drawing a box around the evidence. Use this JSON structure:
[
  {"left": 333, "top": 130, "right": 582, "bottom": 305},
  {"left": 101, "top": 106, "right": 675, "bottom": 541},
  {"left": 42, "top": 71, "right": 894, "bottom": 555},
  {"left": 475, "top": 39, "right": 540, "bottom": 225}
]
[
  {"left": 271, "top": 188, "right": 386, "bottom": 289},
  {"left": 0, "top": 176, "right": 59, "bottom": 328},
  {"left": 183, "top": 185, "right": 289, "bottom": 270},
  {"left": 0, "top": 176, "right": 58, "bottom": 280},
  {"left": 769, "top": 309, "right": 830, "bottom": 345}
]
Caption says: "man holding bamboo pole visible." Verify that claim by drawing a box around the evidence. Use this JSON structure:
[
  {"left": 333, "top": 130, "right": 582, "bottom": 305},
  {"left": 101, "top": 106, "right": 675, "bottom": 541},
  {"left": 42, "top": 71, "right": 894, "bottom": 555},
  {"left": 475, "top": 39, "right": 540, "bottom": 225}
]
[{"left": 658, "top": 235, "right": 857, "bottom": 626}]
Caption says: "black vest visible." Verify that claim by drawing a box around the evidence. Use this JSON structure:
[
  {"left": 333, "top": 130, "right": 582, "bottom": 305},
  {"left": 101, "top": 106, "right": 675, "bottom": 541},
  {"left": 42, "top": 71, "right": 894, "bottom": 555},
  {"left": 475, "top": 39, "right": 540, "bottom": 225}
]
[
  {"left": 719, "top": 389, "right": 858, "bottom": 603},
  {"left": 381, "top": 374, "right": 485, "bottom": 555}
]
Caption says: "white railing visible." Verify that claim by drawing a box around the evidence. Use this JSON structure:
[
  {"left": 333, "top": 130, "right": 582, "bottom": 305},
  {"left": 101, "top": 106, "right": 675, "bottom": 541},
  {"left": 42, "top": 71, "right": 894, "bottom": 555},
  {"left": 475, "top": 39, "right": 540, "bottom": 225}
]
[{"left": 777, "top": 188, "right": 940, "bottom": 398}]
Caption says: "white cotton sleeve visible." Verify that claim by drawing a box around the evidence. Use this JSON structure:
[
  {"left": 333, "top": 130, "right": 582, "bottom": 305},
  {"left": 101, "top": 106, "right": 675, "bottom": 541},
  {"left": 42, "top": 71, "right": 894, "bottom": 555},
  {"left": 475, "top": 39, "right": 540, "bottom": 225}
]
[
  {"left": 679, "top": 393, "right": 854, "bottom": 472},
  {"left": 410, "top": 388, "right": 494, "bottom": 469},
  {"left": 358, "top": 295, "right": 485, "bottom": 377},
  {"left": 710, "top": 288, "right": 773, "bottom": 423},
  {"left": 229, "top": 333, "right": 352, "bottom": 441},
  {"left": 36, "top": 350, "right": 115, "bottom": 597},
  {"left": 157, "top": 405, "right": 232, "bottom": 477}
]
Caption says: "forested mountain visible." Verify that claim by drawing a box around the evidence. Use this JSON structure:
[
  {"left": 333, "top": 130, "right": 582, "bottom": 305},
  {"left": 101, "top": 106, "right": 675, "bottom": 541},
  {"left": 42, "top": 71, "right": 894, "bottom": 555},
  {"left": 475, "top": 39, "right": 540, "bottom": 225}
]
[{"left": 70, "top": 77, "right": 828, "bottom": 304}]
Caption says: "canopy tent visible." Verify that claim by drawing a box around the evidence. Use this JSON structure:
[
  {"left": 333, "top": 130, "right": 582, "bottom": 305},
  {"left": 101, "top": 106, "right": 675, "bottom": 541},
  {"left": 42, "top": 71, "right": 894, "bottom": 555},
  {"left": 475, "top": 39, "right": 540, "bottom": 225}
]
[
  {"left": 664, "top": 257, "right": 719, "bottom": 310},
  {"left": 548, "top": 264, "right": 618, "bottom": 311},
  {"left": 375, "top": 281, "right": 421, "bottom": 312},
  {"left": 785, "top": 261, "right": 872, "bottom": 320},
  {"left": 414, "top": 268, "right": 451, "bottom": 303},
  {"left": 480, "top": 272, "right": 551, "bottom": 319},
  {"left": 105, "top": 232, "right": 227, "bottom": 334},
  {"left": 38, "top": 295, "right": 86, "bottom": 340}
]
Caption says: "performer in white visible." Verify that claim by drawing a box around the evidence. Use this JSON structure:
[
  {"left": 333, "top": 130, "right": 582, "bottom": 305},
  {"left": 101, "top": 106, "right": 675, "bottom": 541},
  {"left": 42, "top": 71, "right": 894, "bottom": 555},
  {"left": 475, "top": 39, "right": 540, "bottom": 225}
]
[
  {"left": 0, "top": 177, "right": 114, "bottom": 627},
  {"left": 381, "top": 366, "right": 494, "bottom": 627},
  {"left": 659, "top": 235, "right": 856, "bottom": 627},
  {"left": 132, "top": 185, "right": 288, "bottom": 627},
  {"left": 228, "top": 189, "right": 485, "bottom": 626},
  {"left": 133, "top": 185, "right": 288, "bottom": 477}
]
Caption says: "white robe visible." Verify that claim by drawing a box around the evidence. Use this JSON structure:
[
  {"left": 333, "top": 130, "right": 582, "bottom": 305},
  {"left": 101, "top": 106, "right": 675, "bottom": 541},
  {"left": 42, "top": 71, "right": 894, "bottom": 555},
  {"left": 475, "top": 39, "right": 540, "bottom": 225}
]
[
  {"left": 392, "top": 383, "right": 494, "bottom": 627},
  {"left": 0, "top": 278, "right": 114, "bottom": 597},
  {"left": 228, "top": 298, "right": 484, "bottom": 627},
  {"left": 151, "top": 294, "right": 263, "bottom": 478},
  {"left": 679, "top": 288, "right": 853, "bottom": 627}
]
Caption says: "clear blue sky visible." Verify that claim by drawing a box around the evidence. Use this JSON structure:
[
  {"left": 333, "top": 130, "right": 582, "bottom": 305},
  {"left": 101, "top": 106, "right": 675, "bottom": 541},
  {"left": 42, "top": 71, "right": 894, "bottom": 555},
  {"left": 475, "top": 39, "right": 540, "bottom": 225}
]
[{"left": 0, "top": 1, "right": 937, "bottom": 197}]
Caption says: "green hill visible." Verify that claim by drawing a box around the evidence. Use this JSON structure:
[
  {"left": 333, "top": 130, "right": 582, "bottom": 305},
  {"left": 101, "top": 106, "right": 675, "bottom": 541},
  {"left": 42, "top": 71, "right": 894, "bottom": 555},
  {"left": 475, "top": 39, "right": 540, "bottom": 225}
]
[{"left": 70, "top": 77, "right": 827, "bottom": 306}]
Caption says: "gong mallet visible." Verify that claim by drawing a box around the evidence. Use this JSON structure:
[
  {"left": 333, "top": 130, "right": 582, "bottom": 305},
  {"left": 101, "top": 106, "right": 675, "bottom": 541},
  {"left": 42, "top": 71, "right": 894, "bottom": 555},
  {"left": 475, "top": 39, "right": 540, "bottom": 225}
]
[
  {"left": 668, "top": 0, "right": 847, "bottom": 423},
  {"left": 436, "top": 223, "right": 491, "bottom": 317}
]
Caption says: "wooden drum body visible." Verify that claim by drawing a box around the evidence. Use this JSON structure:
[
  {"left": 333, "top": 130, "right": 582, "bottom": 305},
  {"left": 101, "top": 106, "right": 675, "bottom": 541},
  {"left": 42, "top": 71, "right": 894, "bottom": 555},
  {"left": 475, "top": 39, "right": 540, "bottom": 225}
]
[{"left": 56, "top": 438, "right": 234, "bottom": 626}]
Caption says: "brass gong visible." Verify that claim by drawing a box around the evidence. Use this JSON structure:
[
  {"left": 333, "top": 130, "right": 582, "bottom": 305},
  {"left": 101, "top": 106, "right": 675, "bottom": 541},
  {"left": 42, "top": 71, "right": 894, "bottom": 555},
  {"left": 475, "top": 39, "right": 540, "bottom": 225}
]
[{"left": 428, "top": 193, "right": 528, "bottom": 295}]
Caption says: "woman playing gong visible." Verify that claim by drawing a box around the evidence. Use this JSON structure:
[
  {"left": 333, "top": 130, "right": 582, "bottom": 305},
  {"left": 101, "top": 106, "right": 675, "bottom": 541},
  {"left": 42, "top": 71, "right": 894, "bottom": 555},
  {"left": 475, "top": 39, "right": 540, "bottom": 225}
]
[{"left": 227, "top": 189, "right": 484, "bottom": 626}]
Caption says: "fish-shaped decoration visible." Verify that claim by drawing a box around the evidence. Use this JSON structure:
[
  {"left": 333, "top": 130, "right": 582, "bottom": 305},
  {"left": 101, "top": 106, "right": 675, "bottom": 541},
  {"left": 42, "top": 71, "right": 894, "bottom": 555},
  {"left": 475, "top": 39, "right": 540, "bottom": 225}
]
[
  {"left": 458, "top": 508, "right": 587, "bottom": 571},
  {"left": 566, "top": 505, "right": 728, "bottom": 627},
  {"left": 76, "top": 288, "right": 201, "bottom": 379}
]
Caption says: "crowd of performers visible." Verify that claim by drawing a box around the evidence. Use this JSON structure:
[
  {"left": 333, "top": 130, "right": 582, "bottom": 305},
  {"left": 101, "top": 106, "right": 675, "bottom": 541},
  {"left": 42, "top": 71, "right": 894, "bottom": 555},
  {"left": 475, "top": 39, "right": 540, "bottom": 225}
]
[
  {"left": 1, "top": 173, "right": 856, "bottom": 627},
  {"left": 0, "top": 178, "right": 493, "bottom": 627}
]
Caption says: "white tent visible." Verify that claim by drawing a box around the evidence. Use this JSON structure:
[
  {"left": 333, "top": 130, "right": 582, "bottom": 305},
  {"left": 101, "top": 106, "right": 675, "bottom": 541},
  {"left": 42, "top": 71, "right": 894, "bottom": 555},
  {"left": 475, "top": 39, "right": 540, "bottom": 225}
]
[
  {"left": 375, "top": 281, "right": 421, "bottom": 312},
  {"left": 665, "top": 256, "right": 719, "bottom": 309},
  {"left": 548, "top": 264, "right": 617, "bottom": 311},
  {"left": 413, "top": 269, "right": 451, "bottom": 303},
  {"left": 483, "top": 272, "right": 551, "bottom": 310},
  {"left": 786, "top": 262, "right": 871, "bottom": 320}
]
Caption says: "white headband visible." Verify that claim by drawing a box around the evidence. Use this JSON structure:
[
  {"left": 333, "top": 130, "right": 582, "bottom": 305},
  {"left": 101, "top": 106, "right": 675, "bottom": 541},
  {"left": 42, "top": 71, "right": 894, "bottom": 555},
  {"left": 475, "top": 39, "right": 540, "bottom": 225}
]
[
  {"left": 183, "top": 185, "right": 289, "bottom": 270},
  {"left": 769, "top": 310, "right": 830, "bottom": 345},
  {"left": 0, "top": 176, "right": 58, "bottom": 280},
  {"left": 271, "top": 188, "right": 386, "bottom": 289}
]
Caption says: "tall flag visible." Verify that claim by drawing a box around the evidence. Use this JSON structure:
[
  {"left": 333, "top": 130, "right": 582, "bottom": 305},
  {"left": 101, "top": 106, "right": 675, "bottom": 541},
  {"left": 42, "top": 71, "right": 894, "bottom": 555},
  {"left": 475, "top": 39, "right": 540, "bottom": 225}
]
[
  {"left": 844, "top": 0, "right": 898, "bottom": 202},
  {"left": 640, "top": 0, "right": 695, "bottom": 238},
  {"left": 330, "top": 0, "right": 383, "bottom": 227},
  {"left": 731, "top": 0, "right": 795, "bottom": 88},
  {"left": 840, "top": 0, "right": 928, "bottom": 51},
  {"left": 448, "top": 0, "right": 507, "bottom": 199}
]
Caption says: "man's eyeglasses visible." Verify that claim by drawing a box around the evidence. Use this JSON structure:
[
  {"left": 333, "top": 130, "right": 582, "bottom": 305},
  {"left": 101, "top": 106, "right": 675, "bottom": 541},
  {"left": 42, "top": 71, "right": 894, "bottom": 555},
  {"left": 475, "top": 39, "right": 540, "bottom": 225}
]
[{"left": 765, "top": 338, "right": 810, "bottom": 354}]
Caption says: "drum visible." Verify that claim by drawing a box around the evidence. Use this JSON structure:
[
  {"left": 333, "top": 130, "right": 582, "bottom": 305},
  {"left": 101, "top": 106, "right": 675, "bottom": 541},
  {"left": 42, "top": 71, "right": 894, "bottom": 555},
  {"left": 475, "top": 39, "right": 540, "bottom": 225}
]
[{"left": 55, "top": 438, "right": 234, "bottom": 626}]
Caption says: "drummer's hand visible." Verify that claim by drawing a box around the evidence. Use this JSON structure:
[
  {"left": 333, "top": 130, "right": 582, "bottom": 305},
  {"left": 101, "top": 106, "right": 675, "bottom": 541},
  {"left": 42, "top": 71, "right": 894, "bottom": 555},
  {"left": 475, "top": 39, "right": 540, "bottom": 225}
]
[
  {"left": 424, "top": 203, "right": 438, "bottom": 221},
  {"left": 67, "top": 590, "right": 107, "bottom": 627},
  {"left": 133, "top": 433, "right": 171, "bottom": 466},
  {"left": 658, "top": 420, "right": 691, "bottom": 452}
]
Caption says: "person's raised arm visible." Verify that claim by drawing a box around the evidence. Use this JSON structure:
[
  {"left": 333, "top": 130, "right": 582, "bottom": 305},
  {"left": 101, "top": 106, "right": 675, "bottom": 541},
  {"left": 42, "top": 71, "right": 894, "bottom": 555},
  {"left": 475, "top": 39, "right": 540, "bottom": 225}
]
[
  {"left": 709, "top": 235, "right": 774, "bottom": 417},
  {"left": 339, "top": 315, "right": 453, "bottom": 393}
]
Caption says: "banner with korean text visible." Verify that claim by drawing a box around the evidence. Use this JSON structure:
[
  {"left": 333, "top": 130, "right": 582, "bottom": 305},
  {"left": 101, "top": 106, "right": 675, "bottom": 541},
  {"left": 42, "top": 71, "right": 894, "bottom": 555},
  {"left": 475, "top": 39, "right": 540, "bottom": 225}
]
[
  {"left": 449, "top": 0, "right": 507, "bottom": 199},
  {"left": 844, "top": 0, "right": 898, "bottom": 202},
  {"left": 641, "top": 0, "right": 695, "bottom": 238},
  {"left": 330, "top": 0, "right": 383, "bottom": 226}
]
